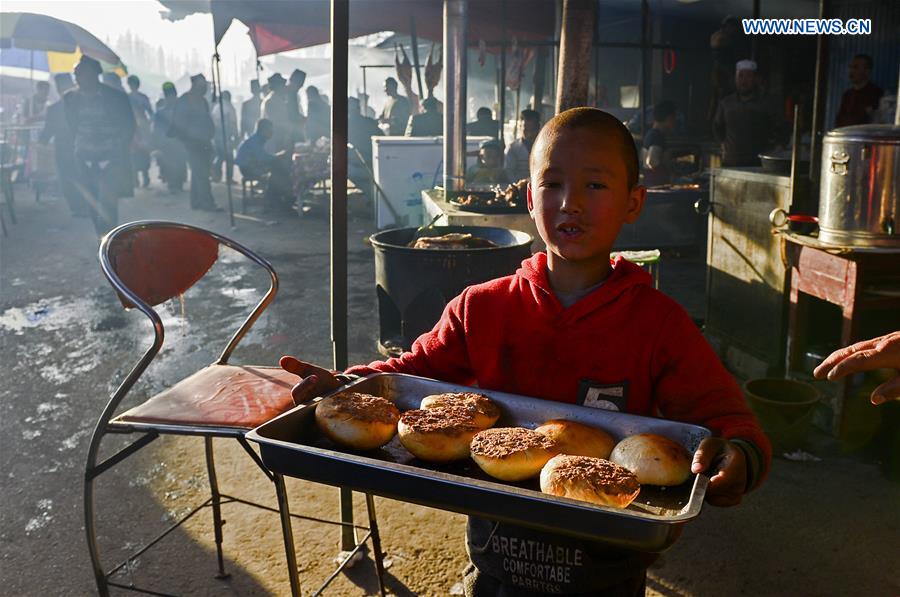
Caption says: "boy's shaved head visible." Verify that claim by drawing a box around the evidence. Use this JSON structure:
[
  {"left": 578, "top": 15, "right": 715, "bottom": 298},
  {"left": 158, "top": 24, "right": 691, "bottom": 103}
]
[{"left": 530, "top": 107, "right": 639, "bottom": 188}]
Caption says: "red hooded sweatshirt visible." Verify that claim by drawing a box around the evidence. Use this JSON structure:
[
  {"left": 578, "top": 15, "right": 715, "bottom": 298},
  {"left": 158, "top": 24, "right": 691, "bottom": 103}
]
[{"left": 347, "top": 252, "right": 771, "bottom": 477}]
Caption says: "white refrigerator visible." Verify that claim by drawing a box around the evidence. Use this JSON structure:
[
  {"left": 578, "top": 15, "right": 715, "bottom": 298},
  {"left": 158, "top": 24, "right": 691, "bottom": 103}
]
[{"left": 371, "top": 136, "right": 490, "bottom": 229}]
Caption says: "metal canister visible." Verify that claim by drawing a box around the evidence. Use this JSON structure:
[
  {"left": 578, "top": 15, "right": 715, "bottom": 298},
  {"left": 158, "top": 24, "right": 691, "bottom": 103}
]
[{"left": 818, "top": 124, "right": 900, "bottom": 247}]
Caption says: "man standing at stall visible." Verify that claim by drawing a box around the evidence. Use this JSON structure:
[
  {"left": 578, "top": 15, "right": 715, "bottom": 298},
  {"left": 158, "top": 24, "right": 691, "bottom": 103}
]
[
  {"left": 64, "top": 56, "right": 135, "bottom": 236},
  {"left": 505, "top": 109, "right": 541, "bottom": 182},
  {"left": 211, "top": 90, "right": 238, "bottom": 184},
  {"left": 305, "top": 86, "right": 331, "bottom": 144},
  {"left": 379, "top": 77, "right": 411, "bottom": 136},
  {"left": 467, "top": 107, "right": 500, "bottom": 138},
  {"left": 262, "top": 73, "right": 291, "bottom": 152},
  {"left": 240, "top": 79, "right": 262, "bottom": 141},
  {"left": 835, "top": 54, "right": 883, "bottom": 128},
  {"left": 152, "top": 82, "right": 187, "bottom": 193},
  {"left": 286, "top": 69, "right": 307, "bottom": 145},
  {"left": 713, "top": 60, "right": 782, "bottom": 167},
  {"left": 405, "top": 96, "right": 442, "bottom": 137},
  {"left": 170, "top": 74, "right": 218, "bottom": 211},
  {"left": 127, "top": 75, "right": 153, "bottom": 188},
  {"left": 642, "top": 100, "right": 678, "bottom": 186}
]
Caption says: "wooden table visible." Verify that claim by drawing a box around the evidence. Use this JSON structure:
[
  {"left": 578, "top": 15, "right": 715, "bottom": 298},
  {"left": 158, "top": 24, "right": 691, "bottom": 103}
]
[{"left": 783, "top": 232, "right": 900, "bottom": 432}]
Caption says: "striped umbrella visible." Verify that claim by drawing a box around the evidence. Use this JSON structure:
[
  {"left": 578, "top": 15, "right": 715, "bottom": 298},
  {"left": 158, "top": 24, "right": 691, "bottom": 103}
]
[{"left": 0, "top": 12, "right": 127, "bottom": 76}]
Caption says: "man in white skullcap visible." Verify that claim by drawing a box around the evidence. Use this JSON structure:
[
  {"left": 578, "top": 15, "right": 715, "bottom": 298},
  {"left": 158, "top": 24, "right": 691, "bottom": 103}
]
[{"left": 712, "top": 59, "right": 784, "bottom": 167}]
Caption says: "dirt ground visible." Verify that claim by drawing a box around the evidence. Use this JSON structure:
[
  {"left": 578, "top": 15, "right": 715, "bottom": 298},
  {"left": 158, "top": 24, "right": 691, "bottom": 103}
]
[{"left": 1, "top": 179, "right": 898, "bottom": 596}]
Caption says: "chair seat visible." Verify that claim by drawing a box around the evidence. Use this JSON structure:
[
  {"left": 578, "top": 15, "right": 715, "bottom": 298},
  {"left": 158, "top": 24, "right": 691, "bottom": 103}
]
[{"left": 114, "top": 364, "right": 298, "bottom": 429}]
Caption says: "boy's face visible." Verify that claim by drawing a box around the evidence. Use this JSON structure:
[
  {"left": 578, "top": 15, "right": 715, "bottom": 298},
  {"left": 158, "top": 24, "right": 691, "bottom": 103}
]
[{"left": 527, "top": 127, "right": 645, "bottom": 265}]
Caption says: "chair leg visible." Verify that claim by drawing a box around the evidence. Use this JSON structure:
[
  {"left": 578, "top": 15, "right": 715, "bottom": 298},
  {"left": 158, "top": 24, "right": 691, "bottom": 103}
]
[
  {"left": 241, "top": 180, "right": 247, "bottom": 214},
  {"left": 204, "top": 437, "right": 230, "bottom": 580},
  {"left": 365, "top": 493, "right": 387, "bottom": 597},
  {"left": 84, "top": 430, "right": 112, "bottom": 597},
  {"left": 274, "top": 473, "right": 301, "bottom": 597}
]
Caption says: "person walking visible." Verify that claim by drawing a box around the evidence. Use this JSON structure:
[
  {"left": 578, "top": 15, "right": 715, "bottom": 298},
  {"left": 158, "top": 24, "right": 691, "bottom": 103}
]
[
  {"left": 39, "top": 73, "right": 87, "bottom": 217},
  {"left": 170, "top": 74, "right": 219, "bottom": 211},
  {"left": 63, "top": 56, "right": 135, "bottom": 236}
]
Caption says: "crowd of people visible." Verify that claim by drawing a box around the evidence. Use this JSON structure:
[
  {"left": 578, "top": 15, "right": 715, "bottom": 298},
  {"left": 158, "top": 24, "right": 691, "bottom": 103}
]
[
  {"left": 31, "top": 58, "right": 343, "bottom": 237},
  {"left": 22, "top": 37, "right": 890, "bottom": 239}
]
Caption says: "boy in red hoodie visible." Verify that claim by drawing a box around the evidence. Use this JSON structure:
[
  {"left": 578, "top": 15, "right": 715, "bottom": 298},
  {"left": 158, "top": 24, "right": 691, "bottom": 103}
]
[{"left": 281, "top": 108, "right": 770, "bottom": 596}]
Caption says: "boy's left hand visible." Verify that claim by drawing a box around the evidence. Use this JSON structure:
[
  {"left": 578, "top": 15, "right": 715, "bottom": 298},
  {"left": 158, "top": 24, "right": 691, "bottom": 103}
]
[{"left": 691, "top": 437, "right": 747, "bottom": 507}]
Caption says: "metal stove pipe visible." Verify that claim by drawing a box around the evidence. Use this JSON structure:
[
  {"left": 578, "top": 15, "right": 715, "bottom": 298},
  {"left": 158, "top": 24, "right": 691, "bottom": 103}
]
[{"left": 443, "top": 0, "right": 467, "bottom": 192}]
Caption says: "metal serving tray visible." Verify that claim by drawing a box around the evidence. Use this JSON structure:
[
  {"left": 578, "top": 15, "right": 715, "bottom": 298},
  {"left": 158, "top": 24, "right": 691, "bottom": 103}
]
[{"left": 246, "top": 373, "right": 711, "bottom": 552}]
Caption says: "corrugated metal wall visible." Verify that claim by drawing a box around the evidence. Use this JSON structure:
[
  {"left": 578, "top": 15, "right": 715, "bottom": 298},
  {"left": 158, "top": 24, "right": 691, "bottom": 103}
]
[{"left": 825, "top": 0, "right": 900, "bottom": 128}]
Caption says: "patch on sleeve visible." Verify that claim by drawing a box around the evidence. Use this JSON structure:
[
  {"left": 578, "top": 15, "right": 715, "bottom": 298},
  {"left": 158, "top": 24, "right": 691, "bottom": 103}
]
[{"left": 577, "top": 380, "right": 629, "bottom": 412}]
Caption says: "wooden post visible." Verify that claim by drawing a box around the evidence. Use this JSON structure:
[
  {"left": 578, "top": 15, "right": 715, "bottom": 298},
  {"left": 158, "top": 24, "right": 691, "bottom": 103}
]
[{"left": 555, "top": 0, "right": 596, "bottom": 113}]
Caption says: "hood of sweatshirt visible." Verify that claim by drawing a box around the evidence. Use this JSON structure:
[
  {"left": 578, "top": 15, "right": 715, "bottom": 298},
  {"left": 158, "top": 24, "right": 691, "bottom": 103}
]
[{"left": 514, "top": 252, "right": 653, "bottom": 324}]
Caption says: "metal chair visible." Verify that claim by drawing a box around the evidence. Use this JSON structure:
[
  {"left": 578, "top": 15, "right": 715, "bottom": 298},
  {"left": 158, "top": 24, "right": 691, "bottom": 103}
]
[
  {"left": 241, "top": 172, "right": 268, "bottom": 213},
  {"left": 86, "top": 220, "right": 386, "bottom": 596}
]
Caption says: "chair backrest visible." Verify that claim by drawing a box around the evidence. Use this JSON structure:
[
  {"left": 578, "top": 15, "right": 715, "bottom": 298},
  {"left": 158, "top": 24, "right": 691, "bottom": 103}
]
[
  {"left": 106, "top": 225, "right": 220, "bottom": 308},
  {"left": 99, "top": 220, "right": 279, "bottom": 366}
]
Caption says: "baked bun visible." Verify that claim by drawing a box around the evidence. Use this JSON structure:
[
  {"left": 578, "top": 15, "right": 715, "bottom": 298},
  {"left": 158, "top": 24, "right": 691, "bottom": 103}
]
[
  {"left": 609, "top": 433, "right": 692, "bottom": 486},
  {"left": 397, "top": 407, "right": 481, "bottom": 462},
  {"left": 420, "top": 392, "right": 500, "bottom": 429},
  {"left": 534, "top": 419, "right": 615, "bottom": 459},
  {"left": 315, "top": 392, "right": 399, "bottom": 450},
  {"left": 540, "top": 455, "right": 641, "bottom": 509},
  {"left": 470, "top": 427, "right": 559, "bottom": 481}
]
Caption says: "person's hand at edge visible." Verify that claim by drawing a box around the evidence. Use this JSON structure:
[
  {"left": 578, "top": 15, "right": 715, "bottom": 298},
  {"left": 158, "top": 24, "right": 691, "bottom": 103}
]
[{"left": 813, "top": 331, "right": 900, "bottom": 405}]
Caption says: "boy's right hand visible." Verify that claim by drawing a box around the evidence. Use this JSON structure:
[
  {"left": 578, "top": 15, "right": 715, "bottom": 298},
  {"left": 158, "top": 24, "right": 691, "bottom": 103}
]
[{"left": 279, "top": 356, "right": 343, "bottom": 406}]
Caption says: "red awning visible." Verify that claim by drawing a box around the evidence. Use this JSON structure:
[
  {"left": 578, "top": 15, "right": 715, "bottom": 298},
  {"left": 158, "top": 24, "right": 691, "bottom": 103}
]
[{"left": 211, "top": 0, "right": 556, "bottom": 56}]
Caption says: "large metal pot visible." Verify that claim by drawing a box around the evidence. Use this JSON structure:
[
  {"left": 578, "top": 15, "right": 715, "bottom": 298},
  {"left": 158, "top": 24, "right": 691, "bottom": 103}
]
[
  {"left": 370, "top": 226, "right": 532, "bottom": 355},
  {"left": 819, "top": 124, "right": 900, "bottom": 247}
]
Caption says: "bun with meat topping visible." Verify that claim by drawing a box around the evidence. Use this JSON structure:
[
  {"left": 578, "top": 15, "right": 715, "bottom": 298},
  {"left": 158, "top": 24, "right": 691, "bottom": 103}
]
[
  {"left": 419, "top": 392, "right": 501, "bottom": 430},
  {"left": 398, "top": 407, "right": 481, "bottom": 462},
  {"left": 540, "top": 455, "right": 641, "bottom": 508},
  {"left": 315, "top": 392, "right": 399, "bottom": 450},
  {"left": 470, "top": 427, "right": 560, "bottom": 481}
]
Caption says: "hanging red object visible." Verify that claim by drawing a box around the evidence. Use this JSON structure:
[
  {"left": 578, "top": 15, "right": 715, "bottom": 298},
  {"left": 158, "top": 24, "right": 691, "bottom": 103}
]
[{"left": 663, "top": 49, "right": 677, "bottom": 74}]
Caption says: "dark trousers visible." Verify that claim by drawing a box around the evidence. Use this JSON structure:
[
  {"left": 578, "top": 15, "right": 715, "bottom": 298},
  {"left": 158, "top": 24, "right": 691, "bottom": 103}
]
[
  {"left": 185, "top": 142, "right": 215, "bottom": 209},
  {"left": 154, "top": 142, "right": 187, "bottom": 192},
  {"left": 75, "top": 158, "right": 118, "bottom": 237},
  {"left": 56, "top": 152, "right": 88, "bottom": 217}
]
